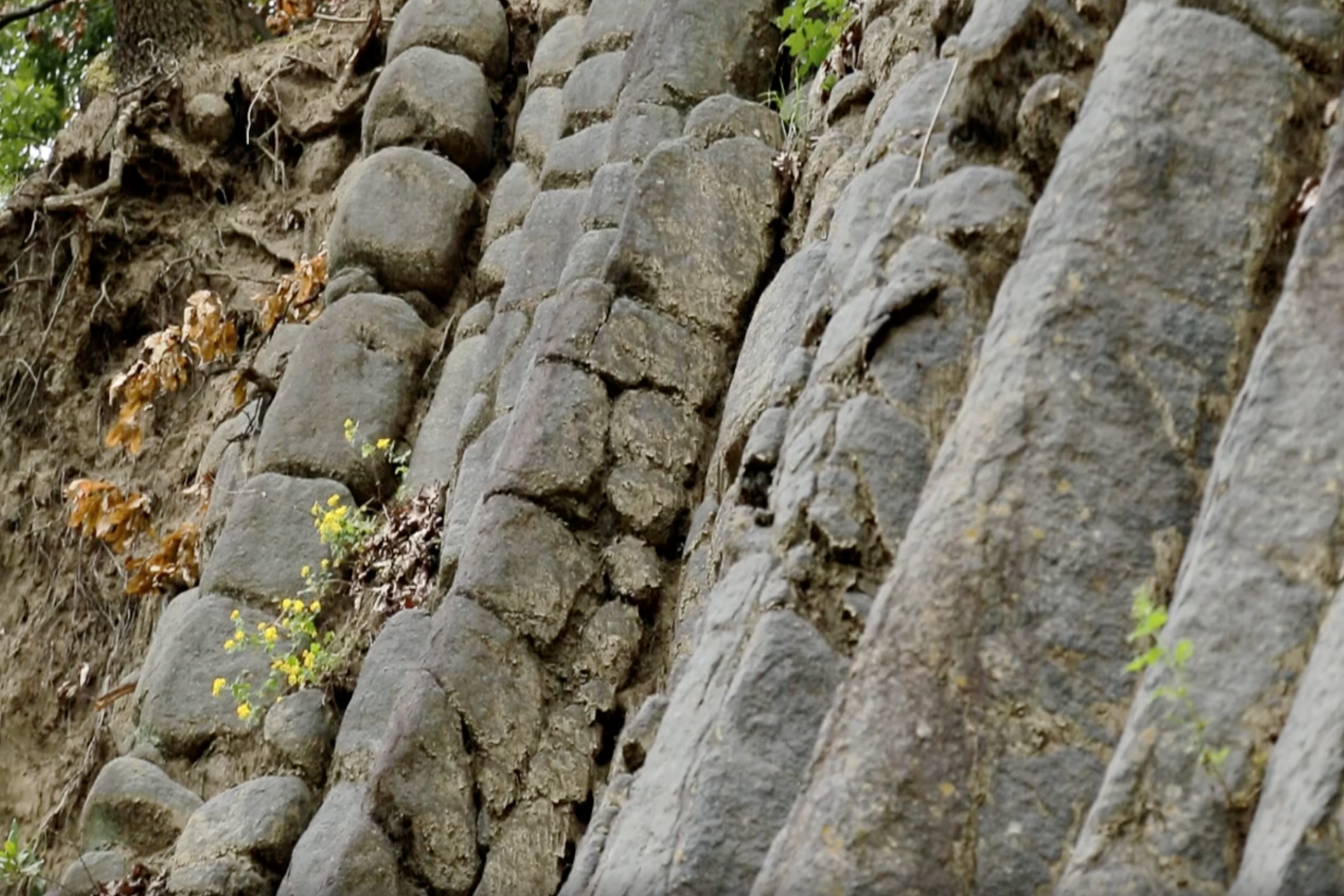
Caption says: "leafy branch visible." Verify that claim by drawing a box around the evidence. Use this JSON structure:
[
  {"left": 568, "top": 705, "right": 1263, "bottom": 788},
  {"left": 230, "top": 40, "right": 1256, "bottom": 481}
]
[{"left": 0, "top": 0, "right": 64, "bottom": 34}]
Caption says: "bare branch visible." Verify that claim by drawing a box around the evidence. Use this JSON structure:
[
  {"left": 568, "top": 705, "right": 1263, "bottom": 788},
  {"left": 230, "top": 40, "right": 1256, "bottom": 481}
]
[{"left": 0, "top": 0, "right": 64, "bottom": 32}]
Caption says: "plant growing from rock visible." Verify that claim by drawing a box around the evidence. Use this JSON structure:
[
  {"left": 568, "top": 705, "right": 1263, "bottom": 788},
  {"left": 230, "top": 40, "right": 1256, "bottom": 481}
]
[
  {"left": 215, "top": 419, "right": 425, "bottom": 722},
  {"left": 343, "top": 416, "right": 411, "bottom": 498},
  {"left": 0, "top": 820, "right": 43, "bottom": 896},
  {"left": 776, "top": 0, "right": 853, "bottom": 91},
  {"left": 1126, "top": 586, "right": 1230, "bottom": 782},
  {"left": 216, "top": 593, "right": 340, "bottom": 722}
]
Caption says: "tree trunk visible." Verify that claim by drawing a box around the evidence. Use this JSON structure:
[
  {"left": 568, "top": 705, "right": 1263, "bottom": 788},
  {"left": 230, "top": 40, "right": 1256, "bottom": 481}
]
[{"left": 112, "top": 0, "right": 269, "bottom": 81}]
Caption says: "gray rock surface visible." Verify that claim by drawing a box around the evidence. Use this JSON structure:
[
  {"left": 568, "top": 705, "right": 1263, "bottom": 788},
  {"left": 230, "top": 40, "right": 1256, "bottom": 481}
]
[
  {"left": 53, "top": 850, "right": 127, "bottom": 896},
  {"left": 558, "top": 229, "right": 618, "bottom": 288},
  {"left": 499, "top": 188, "right": 591, "bottom": 311},
  {"left": 429, "top": 594, "right": 547, "bottom": 811},
  {"left": 277, "top": 783, "right": 412, "bottom": 896},
  {"left": 606, "top": 137, "right": 781, "bottom": 336},
  {"left": 263, "top": 689, "right": 337, "bottom": 783},
  {"left": 617, "top": 0, "right": 777, "bottom": 108},
  {"left": 484, "top": 162, "right": 540, "bottom": 244},
  {"left": 402, "top": 332, "right": 488, "bottom": 495},
  {"left": 331, "top": 610, "right": 432, "bottom": 783},
  {"left": 563, "top": 52, "right": 626, "bottom": 131},
  {"left": 171, "top": 776, "right": 315, "bottom": 874},
  {"left": 589, "top": 298, "right": 728, "bottom": 410},
  {"left": 490, "top": 361, "right": 610, "bottom": 508},
  {"left": 580, "top": 0, "right": 654, "bottom": 56},
  {"left": 475, "top": 798, "right": 571, "bottom": 896},
  {"left": 580, "top": 161, "right": 636, "bottom": 229},
  {"left": 477, "top": 228, "right": 522, "bottom": 297},
  {"left": 365, "top": 669, "right": 478, "bottom": 895},
  {"left": 603, "top": 101, "right": 683, "bottom": 164},
  {"left": 327, "top": 148, "right": 477, "bottom": 299},
  {"left": 135, "top": 590, "right": 279, "bottom": 756},
  {"left": 81, "top": 756, "right": 202, "bottom": 854},
  {"left": 752, "top": 8, "right": 1316, "bottom": 894},
  {"left": 386, "top": 0, "right": 509, "bottom": 79},
  {"left": 579, "top": 556, "right": 844, "bottom": 896},
  {"left": 254, "top": 295, "right": 431, "bottom": 503},
  {"left": 362, "top": 47, "right": 494, "bottom": 178},
  {"left": 531, "top": 15, "right": 587, "bottom": 89},
  {"left": 603, "top": 535, "right": 662, "bottom": 603},
  {"left": 516, "top": 86, "right": 567, "bottom": 168},
  {"left": 683, "top": 94, "right": 782, "bottom": 148},
  {"left": 201, "top": 475, "right": 352, "bottom": 606},
  {"left": 1065, "top": 86, "right": 1344, "bottom": 896},
  {"left": 439, "top": 413, "right": 511, "bottom": 582},
  {"left": 453, "top": 494, "right": 598, "bottom": 643},
  {"left": 541, "top": 123, "right": 611, "bottom": 189},
  {"left": 706, "top": 244, "right": 825, "bottom": 494}
]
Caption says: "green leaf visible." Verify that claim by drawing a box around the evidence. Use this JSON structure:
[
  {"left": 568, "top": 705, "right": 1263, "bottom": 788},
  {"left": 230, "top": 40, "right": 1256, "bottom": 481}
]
[
  {"left": 1127, "top": 607, "right": 1167, "bottom": 642},
  {"left": 1172, "top": 638, "right": 1194, "bottom": 668}
]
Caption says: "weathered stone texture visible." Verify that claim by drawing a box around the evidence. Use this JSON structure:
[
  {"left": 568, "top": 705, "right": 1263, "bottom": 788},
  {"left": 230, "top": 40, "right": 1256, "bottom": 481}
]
[
  {"left": 484, "top": 162, "right": 540, "bottom": 244},
  {"left": 499, "top": 189, "right": 591, "bottom": 311},
  {"left": 751, "top": 9, "right": 1316, "bottom": 895},
  {"left": 430, "top": 595, "right": 547, "bottom": 812},
  {"left": 386, "top": 0, "right": 509, "bottom": 79},
  {"left": 135, "top": 590, "right": 282, "bottom": 756},
  {"left": 1066, "top": 86, "right": 1344, "bottom": 896},
  {"left": 201, "top": 474, "right": 352, "bottom": 605},
  {"left": 254, "top": 295, "right": 431, "bottom": 502},
  {"left": 362, "top": 47, "right": 494, "bottom": 178},
  {"left": 605, "top": 137, "right": 781, "bottom": 337},
  {"left": 453, "top": 495, "right": 599, "bottom": 643},
  {"left": 327, "top": 148, "right": 477, "bottom": 299},
  {"left": 578, "top": 556, "right": 845, "bottom": 896},
  {"left": 491, "top": 361, "right": 610, "bottom": 507},
  {"left": 81, "top": 757, "right": 202, "bottom": 854}
]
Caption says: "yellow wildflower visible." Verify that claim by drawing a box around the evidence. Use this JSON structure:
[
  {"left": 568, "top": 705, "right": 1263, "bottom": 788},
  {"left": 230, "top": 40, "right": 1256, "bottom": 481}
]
[
  {"left": 237, "top": 703, "right": 252, "bottom": 720},
  {"left": 258, "top": 622, "right": 267, "bottom": 632},
  {"left": 321, "top": 559, "right": 330, "bottom": 570},
  {"left": 264, "top": 626, "right": 278, "bottom": 645},
  {"left": 224, "top": 638, "right": 236, "bottom": 651},
  {"left": 310, "top": 601, "right": 321, "bottom": 613},
  {"left": 376, "top": 438, "right": 392, "bottom": 450},
  {"left": 230, "top": 609, "right": 241, "bottom": 622},
  {"left": 311, "top": 502, "right": 321, "bottom": 516},
  {"left": 212, "top": 677, "right": 227, "bottom": 697},
  {"left": 301, "top": 565, "right": 311, "bottom": 578}
]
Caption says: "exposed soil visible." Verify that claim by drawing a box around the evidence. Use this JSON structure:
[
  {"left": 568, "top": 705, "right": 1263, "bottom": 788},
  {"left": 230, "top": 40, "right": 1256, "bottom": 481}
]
[{"left": 0, "top": 2, "right": 375, "bottom": 872}]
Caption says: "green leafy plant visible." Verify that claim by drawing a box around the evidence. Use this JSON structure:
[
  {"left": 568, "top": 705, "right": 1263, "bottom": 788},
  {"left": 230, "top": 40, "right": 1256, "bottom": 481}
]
[
  {"left": 1, "top": 819, "right": 44, "bottom": 896},
  {"left": 311, "top": 489, "right": 379, "bottom": 569},
  {"left": 215, "top": 591, "right": 341, "bottom": 722},
  {"left": 214, "top": 419, "right": 409, "bottom": 723},
  {"left": 775, "top": 0, "right": 852, "bottom": 91},
  {"left": 0, "top": 1, "right": 116, "bottom": 197},
  {"left": 1126, "top": 587, "right": 1230, "bottom": 780},
  {"left": 343, "top": 417, "right": 411, "bottom": 496}
]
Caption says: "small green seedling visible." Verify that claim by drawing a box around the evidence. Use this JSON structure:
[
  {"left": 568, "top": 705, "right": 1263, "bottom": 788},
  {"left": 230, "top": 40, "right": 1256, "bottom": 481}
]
[
  {"left": 1126, "top": 587, "right": 1229, "bottom": 782},
  {"left": 0, "top": 820, "right": 44, "bottom": 896}
]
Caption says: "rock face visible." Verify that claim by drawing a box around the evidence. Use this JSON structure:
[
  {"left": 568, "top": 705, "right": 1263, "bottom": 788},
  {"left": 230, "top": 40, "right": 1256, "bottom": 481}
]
[{"left": 55, "top": 0, "right": 1344, "bottom": 893}]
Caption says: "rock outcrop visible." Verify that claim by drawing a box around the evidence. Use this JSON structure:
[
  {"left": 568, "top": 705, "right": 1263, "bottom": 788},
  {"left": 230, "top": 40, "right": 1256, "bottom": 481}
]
[{"left": 30, "top": 0, "right": 1344, "bottom": 892}]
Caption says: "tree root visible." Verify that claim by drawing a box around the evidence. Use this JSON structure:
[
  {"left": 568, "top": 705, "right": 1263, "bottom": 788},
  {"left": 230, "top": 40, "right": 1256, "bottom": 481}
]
[{"left": 44, "top": 95, "right": 142, "bottom": 213}]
